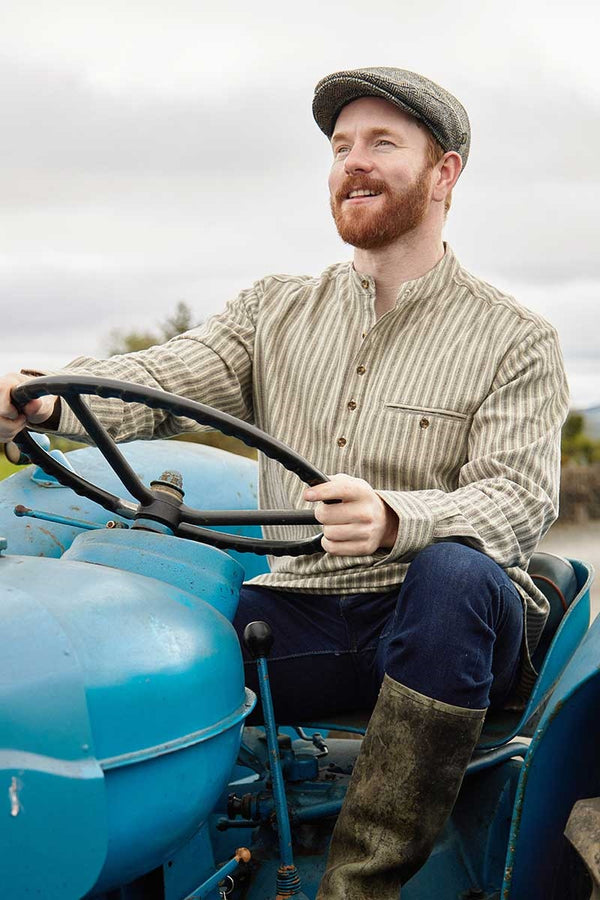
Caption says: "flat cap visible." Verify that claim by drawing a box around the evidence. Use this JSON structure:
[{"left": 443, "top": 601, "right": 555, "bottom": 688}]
[{"left": 313, "top": 66, "right": 470, "bottom": 167}]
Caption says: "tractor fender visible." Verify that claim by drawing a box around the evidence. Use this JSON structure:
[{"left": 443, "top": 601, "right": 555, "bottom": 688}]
[{"left": 0, "top": 585, "right": 107, "bottom": 899}]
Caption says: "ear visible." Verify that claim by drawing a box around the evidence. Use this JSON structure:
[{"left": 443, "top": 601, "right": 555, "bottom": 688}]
[{"left": 431, "top": 151, "right": 462, "bottom": 204}]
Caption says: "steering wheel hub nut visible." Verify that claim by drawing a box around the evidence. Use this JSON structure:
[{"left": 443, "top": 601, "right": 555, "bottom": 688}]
[{"left": 150, "top": 470, "right": 185, "bottom": 501}]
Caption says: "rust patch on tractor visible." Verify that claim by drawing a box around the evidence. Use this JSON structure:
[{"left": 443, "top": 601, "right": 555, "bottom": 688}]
[{"left": 39, "top": 527, "right": 65, "bottom": 553}]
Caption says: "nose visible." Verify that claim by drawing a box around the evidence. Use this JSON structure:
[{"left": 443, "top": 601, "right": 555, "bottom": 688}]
[{"left": 343, "top": 143, "right": 374, "bottom": 176}]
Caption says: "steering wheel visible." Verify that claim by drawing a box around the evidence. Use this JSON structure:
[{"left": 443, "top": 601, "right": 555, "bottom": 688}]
[{"left": 11, "top": 375, "right": 327, "bottom": 557}]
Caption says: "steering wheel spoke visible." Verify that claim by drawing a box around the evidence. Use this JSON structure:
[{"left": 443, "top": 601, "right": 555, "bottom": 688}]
[
  {"left": 176, "top": 522, "right": 324, "bottom": 557},
  {"left": 10, "top": 376, "right": 329, "bottom": 557},
  {"left": 64, "top": 394, "right": 154, "bottom": 505},
  {"left": 12, "top": 429, "right": 125, "bottom": 515},
  {"left": 179, "top": 505, "right": 318, "bottom": 527}
]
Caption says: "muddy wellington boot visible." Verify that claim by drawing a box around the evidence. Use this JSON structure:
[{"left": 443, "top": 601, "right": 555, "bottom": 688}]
[{"left": 316, "top": 674, "right": 486, "bottom": 900}]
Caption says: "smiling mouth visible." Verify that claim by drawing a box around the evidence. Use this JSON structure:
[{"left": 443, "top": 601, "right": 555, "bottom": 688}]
[{"left": 347, "top": 189, "right": 381, "bottom": 200}]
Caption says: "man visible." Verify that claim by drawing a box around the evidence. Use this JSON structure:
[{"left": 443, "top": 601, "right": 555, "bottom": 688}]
[{"left": 0, "top": 67, "right": 568, "bottom": 898}]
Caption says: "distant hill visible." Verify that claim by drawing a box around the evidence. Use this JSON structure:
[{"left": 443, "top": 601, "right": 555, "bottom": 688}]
[{"left": 583, "top": 406, "right": 600, "bottom": 439}]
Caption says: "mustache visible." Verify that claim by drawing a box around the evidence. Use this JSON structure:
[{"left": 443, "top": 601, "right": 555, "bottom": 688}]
[{"left": 333, "top": 177, "right": 388, "bottom": 205}]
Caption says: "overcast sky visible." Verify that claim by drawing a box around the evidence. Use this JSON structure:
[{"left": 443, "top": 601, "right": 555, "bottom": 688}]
[{"left": 1, "top": 0, "right": 598, "bottom": 407}]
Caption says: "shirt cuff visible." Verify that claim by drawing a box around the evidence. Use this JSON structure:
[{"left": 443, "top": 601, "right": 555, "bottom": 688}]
[{"left": 373, "top": 490, "right": 436, "bottom": 566}]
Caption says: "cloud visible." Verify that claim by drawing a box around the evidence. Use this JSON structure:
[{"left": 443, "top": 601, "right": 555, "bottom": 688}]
[
  {"left": 1, "top": 1, "right": 598, "bottom": 411},
  {"left": 0, "top": 58, "right": 313, "bottom": 179},
  {"left": 502, "top": 278, "right": 600, "bottom": 360}
]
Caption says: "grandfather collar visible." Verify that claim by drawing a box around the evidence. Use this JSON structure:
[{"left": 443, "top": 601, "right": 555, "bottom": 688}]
[{"left": 351, "top": 244, "right": 460, "bottom": 308}]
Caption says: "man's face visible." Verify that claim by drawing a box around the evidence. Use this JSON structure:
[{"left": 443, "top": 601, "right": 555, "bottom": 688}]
[{"left": 328, "top": 97, "right": 435, "bottom": 250}]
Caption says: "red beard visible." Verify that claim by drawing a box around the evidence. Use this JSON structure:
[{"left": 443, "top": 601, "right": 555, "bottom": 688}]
[{"left": 330, "top": 166, "right": 432, "bottom": 250}]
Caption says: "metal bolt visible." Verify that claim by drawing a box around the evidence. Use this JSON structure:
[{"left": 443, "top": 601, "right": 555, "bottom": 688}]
[{"left": 150, "top": 469, "right": 185, "bottom": 500}]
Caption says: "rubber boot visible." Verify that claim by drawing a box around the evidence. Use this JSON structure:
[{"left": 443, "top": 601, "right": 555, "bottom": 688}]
[
  {"left": 565, "top": 798, "right": 600, "bottom": 900},
  {"left": 317, "top": 674, "right": 486, "bottom": 900}
]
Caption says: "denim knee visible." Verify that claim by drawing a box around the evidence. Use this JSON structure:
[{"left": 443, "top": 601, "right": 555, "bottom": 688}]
[
  {"left": 402, "top": 541, "right": 507, "bottom": 629},
  {"left": 378, "top": 541, "right": 523, "bottom": 708}
]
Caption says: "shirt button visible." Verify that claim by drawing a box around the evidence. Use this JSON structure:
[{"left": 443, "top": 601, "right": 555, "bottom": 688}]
[
  {"left": 361, "top": 278, "right": 369, "bottom": 289},
  {"left": 347, "top": 400, "right": 357, "bottom": 411},
  {"left": 337, "top": 437, "right": 347, "bottom": 447},
  {"left": 356, "top": 365, "right": 366, "bottom": 375},
  {"left": 419, "top": 417, "right": 430, "bottom": 429}
]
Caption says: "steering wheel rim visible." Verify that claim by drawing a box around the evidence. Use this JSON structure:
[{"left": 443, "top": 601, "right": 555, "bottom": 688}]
[{"left": 11, "top": 375, "right": 327, "bottom": 557}]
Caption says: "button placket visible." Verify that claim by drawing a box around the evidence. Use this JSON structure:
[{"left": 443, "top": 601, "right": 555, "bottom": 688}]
[
  {"left": 357, "top": 271, "right": 375, "bottom": 337},
  {"left": 339, "top": 301, "right": 373, "bottom": 450},
  {"left": 339, "top": 367, "right": 367, "bottom": 450}
]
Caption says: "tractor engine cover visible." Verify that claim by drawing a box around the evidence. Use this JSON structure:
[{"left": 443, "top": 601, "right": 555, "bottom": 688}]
[{"left": 0, "top": 535, "right": 254, "bottom": 899}]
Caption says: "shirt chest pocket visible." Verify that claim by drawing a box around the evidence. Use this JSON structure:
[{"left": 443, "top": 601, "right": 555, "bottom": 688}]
[
  {"left": 376, "top": 402, "right": 472, "bottom": 491},
  {"left": 385, "top": 402, "right": 469, "bottom": 423}
]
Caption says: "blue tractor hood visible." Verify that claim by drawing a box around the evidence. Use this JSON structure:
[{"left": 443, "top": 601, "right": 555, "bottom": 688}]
[
  {"left": 0, "top": 439, "right": 269, "bottom": 580},
  {"left": 0, "top": 531, "right": 255, "bottom": 898}
]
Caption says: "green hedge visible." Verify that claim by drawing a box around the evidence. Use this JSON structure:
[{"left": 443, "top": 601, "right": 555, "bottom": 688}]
[{"left": 0, "top": 456, "right": 19, "bottom": 481}]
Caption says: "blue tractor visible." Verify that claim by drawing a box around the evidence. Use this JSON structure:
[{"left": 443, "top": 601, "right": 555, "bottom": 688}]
[{"left": 0, "top": 376, "right": 597, "bottom": 900}]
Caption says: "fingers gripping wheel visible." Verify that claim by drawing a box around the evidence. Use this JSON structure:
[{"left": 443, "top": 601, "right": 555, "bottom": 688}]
[{"left": 10, "top": 375, "right": 327, "bottom": 557}]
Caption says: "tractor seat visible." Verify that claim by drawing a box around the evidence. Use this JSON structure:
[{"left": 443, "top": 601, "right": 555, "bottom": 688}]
[{"left": 297, "top": 553, "right": 592, "bottom": 755}]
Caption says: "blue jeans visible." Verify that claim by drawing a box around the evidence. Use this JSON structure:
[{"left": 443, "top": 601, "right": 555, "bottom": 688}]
[{"left": 233, "top": 542, "right": 524, "bottom": 721}]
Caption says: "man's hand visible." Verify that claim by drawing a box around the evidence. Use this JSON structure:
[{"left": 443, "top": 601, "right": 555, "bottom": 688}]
[
  {"left": 304, "top": 473, "right": 399, "bottom": 556},
  {"left": 0, "top": 373, "right": 58, "bottom": 443}
]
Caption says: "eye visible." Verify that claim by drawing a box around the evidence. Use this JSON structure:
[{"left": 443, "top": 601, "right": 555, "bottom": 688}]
[
  {"left": 334, "top": 145, "right": 350, "bottom": 158},
  {"left": 375, "top": 139, "right": 395, "bottom": 148}
]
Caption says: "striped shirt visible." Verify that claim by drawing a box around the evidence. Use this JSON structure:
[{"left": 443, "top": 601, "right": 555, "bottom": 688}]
[{"left": 55, "top": 246, "right": 569, "bottom": 699}]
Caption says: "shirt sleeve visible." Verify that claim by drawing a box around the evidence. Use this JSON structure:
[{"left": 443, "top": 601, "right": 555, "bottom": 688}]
[
  {"left": 375, "top": 323, "right": 569, "bottom": 570},
  {"left": 48, "top": 285, "right": 259, "bottom": 442}
]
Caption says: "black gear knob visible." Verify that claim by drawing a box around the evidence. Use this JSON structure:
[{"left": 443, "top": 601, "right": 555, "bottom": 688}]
[{"left": 243, "top": 621, "right": 274, "bottom": 659}]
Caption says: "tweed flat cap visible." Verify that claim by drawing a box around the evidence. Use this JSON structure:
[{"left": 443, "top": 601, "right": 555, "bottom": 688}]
[{"left": 313, "top": 67, "right": 471, "bottom": 167}]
